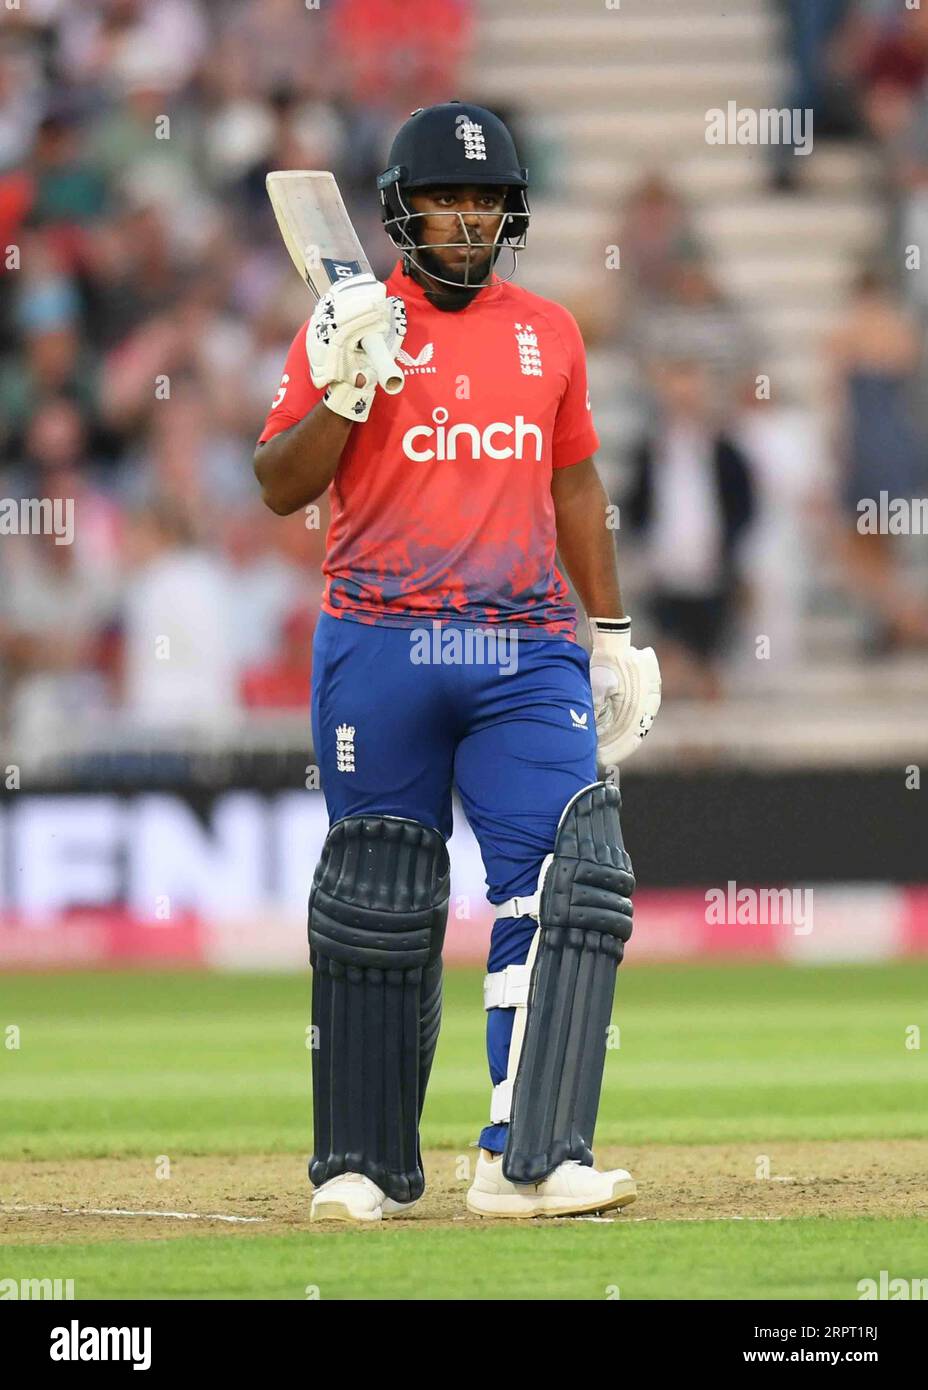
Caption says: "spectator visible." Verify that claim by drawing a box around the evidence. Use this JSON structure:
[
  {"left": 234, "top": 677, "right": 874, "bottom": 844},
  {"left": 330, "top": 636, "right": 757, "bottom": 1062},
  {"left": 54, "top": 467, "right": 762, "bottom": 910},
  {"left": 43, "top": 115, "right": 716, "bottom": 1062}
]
[
  {"left": 241, "top": 604, "right": 315, "bottom": 710},
  {"left": 734, "top": 386, "right": 824, "bottom": 676},
  {"left": 624, "top": 357, "right": 756, "bottom": 699},
  {"left": 28, "top": 113, "right": 108, "bottom": 231},
  {"left": 587, "top": 175, "right": 703, "bottom": 345},
  {"left": 58, "top": 0, "right": 208, "bottom": 96},
  {"left": 121, "top": 500, "right": 238, "bottom": 729},
  {"left": 620, "top": 175, "right": 702, "bottom": 306},
  {"left": 640, "top": 257, "right": 760, "bottom": 406},
  {"left": 0, "top": 528, "right": 117, "bottom": 747},
  {"left": 223, "top": 506, "right": 306, "bottom": 674},
  {"left": 772, "top": 0, "right": 856, "bottom": 189},
  {"left": 826, "top": 269, "right": 928, "bottom": 649},
  {"left": 329, "top": 0, "right": 473, "bottom": 108},
  {"left": 0, "top": 228, "right": 98, "bottom": 464}
]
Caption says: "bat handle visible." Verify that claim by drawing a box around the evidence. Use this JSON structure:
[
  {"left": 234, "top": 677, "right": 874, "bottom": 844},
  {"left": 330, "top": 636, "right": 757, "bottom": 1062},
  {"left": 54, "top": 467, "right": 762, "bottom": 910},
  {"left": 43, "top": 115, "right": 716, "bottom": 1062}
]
[{"left": 360, "top": 332, "right": 404, "bottom": 395}]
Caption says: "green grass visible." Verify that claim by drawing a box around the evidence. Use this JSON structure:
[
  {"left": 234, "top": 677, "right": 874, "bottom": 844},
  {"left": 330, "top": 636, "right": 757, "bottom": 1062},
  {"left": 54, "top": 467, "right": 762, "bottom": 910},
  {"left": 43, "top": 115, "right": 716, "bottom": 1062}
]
[
  {"left": 1, "top": 963, "right": 926, "bottom": 1299},
  {"left": 1, "top": 964, "right": 926, "bottom": 1159},
  {"left": 2, "top": 1220, "right": 926, "bottom": 1301}
]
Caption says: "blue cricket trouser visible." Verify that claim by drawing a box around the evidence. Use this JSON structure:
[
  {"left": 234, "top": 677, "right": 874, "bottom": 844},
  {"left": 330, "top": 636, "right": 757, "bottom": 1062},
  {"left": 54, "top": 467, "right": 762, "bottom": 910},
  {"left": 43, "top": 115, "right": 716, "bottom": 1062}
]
[{"left": 310, "top": 611, "right": 599, "bottom": 1152}]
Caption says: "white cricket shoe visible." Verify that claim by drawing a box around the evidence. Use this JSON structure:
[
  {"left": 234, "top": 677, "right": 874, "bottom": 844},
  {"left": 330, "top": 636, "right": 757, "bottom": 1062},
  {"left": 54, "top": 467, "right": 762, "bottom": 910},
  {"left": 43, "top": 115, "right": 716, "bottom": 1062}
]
[
  {"left": 310, "top": 1172, "right": 419, "bottom": 1223},
  {"left": 466, "top": 1149, "right": 636, "bottom": 1218}
]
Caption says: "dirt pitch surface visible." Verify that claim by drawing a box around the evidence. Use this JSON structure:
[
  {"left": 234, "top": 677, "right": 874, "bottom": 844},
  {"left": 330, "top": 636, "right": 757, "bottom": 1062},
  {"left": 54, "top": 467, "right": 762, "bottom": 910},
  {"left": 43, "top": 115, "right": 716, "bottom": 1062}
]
[{"left": 3, "top": 1140, "right": 927, "bottom": 1244}]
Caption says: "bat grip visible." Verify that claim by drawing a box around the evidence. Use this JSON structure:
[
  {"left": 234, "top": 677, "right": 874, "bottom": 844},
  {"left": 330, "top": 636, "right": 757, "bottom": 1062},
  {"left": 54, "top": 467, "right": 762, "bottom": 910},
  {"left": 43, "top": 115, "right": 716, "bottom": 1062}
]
[{"left": 360, "top": 332, "right": 404, "bottom": 395}]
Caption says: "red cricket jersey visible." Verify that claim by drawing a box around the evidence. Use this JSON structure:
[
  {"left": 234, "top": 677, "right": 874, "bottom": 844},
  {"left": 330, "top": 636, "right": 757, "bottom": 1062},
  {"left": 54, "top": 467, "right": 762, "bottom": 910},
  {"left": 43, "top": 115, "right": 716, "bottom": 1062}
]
[{"left": 258, "top": 262, "right": 599, "bottom": 640}]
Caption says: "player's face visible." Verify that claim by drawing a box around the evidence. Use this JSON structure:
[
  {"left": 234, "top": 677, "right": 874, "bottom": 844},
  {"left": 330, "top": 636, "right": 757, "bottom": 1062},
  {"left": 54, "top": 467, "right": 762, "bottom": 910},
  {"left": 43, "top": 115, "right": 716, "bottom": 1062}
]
[{"left": 407, "top": 186, "right": 508, "bottom": 284}]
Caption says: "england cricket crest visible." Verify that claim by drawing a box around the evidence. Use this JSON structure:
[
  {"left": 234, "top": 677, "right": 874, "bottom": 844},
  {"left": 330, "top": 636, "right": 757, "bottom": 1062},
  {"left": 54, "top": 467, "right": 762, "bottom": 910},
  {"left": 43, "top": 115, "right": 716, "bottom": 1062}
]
[
  {"left": 456, "top": 114, "right": 487, "bottom": 160},
  {"left": 515, "top": 323, "right": 543, "bottom": 377},
  {"left": 335, "top": 723, "right": 356, "bottom": 772}
]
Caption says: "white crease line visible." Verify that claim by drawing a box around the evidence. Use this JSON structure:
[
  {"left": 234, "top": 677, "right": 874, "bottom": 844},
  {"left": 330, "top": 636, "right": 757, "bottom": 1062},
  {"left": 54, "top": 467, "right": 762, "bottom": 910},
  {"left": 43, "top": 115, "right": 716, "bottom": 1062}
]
[
  {"left": 458, "top": 1213, "right": 786, "bottom": 1223},
  {"left": 6, "top": 1204, "right": 786, "bottom": 1226},
  {"left": 561, "top": 1214, "right": 786, "bottom": 1224},
  {"left": 1, "top": 1203, "right": 267, "bottom": 1224},
  {"left": 628, "top": 1215, "right": 784, "bottom": 1222}
]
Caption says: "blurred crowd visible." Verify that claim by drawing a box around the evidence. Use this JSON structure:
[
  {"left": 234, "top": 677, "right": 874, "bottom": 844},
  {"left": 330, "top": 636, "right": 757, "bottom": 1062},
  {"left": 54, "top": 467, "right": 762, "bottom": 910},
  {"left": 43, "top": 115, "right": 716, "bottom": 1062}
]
[
  {"left": 603, "top": 0, "right": 928, "bottom": 694},
  {"left": 0, "top": 0, "right": 474, "bottom": 747},
  {"left": 0, "top": 0, "right": 926, "bottom": 755}
]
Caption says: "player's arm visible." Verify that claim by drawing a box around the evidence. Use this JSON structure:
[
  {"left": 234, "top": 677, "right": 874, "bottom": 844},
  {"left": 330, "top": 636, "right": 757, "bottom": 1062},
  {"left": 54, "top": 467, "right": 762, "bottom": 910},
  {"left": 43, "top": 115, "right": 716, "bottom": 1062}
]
[
  {"left": 553, "top": 456, "right": 661, "bottom": 762},
  {"left": 548, "top": 310, "right": 659, "bottom": 761},
  {"left": 551, "top": 456, "right": 625, "bottom": 619},
  {"left": 254, "top": 276, "right": 406, "bottom": 515},
  {"left": 254, "top": 401, "right": 354, "bottom": 515}
]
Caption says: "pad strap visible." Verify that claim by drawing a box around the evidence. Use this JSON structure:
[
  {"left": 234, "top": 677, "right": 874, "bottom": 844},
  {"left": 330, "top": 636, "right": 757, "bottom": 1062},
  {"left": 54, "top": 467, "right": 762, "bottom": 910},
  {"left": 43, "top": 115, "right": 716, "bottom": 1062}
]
[
  {"left": 483, "top": 964, "right": 532, "bottom": 1010},
  {"left": 494, "top": 892, "right": 541, "bottom": 922},
  {"left": 490, "top": 1079, "right": 514, "bottom": 1125}
]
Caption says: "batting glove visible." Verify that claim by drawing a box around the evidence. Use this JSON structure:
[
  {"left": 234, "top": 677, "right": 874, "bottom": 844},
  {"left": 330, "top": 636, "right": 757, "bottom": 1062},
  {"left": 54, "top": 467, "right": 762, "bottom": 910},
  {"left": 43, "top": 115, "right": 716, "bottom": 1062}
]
[
  {"left": 588, "top": 615, "right": 662, "bottom": 769},
  {"left": 307, "top": 274, "right": 406, "bottom": 422}
]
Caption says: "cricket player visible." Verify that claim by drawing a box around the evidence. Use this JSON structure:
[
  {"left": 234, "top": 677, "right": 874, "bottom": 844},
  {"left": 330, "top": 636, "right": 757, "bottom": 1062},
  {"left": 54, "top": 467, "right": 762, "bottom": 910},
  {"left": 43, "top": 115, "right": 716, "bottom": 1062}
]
[{"left": 254, "top": 102, "right": 661, "bottom": 1221}]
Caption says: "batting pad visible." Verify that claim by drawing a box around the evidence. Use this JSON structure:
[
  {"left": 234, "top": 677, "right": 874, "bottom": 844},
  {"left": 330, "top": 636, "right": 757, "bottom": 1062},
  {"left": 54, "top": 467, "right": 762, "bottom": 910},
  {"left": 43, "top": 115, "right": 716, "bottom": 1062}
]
[
  {"left": 308, "top": 815, "right": 449, "bottom": 1204},
  {"left": 503, "top": 782, "right": 634, "bottom": 1185}
]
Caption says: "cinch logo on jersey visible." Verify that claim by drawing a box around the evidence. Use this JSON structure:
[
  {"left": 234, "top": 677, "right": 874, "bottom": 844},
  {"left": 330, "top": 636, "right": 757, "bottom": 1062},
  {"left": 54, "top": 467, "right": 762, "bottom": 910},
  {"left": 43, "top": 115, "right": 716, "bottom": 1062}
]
[{"left": 402, "top": 407, "right": 543, "bottom": 463}]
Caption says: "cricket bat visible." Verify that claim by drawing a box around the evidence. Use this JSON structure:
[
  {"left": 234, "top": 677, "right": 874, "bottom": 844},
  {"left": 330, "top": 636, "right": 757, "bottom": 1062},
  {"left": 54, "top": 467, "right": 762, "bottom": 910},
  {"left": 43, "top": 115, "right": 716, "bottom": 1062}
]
[{"left": 266, "top": 169, "right": 404, "bottom": 395}]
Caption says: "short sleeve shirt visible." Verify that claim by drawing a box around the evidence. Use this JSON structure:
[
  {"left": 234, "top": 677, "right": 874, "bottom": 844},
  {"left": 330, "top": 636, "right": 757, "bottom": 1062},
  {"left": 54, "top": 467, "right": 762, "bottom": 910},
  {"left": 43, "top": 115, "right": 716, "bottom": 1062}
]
[{"left": 258, "top": 262, "right": 599, "bottom": 639}]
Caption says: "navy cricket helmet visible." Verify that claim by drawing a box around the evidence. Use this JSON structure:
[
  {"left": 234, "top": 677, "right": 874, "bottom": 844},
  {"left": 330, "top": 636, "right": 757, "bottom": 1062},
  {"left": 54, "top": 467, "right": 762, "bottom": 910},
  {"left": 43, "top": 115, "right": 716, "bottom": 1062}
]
[{"left": 377, "top": 101, "right": 530, "bottom": 282}]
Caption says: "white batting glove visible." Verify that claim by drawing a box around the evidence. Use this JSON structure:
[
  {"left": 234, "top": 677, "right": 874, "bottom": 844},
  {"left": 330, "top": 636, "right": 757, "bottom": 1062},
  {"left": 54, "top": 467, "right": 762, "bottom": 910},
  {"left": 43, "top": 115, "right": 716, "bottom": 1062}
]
[
  {"left": 307, "top": 273, "right": 406, "bottom": 423},
  {"left": 588, "top": 616, "right": 662, "bottom": 769}
]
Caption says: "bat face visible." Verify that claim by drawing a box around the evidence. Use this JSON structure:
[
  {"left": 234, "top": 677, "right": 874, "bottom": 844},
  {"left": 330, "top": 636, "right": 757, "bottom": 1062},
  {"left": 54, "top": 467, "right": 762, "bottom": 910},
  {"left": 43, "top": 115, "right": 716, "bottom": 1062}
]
[
  {"left": 266, "top": 168, "right": 405, "bottom": 396},
  {"left": 266, "top": 170, "right": 372, "bottom": 299}
]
